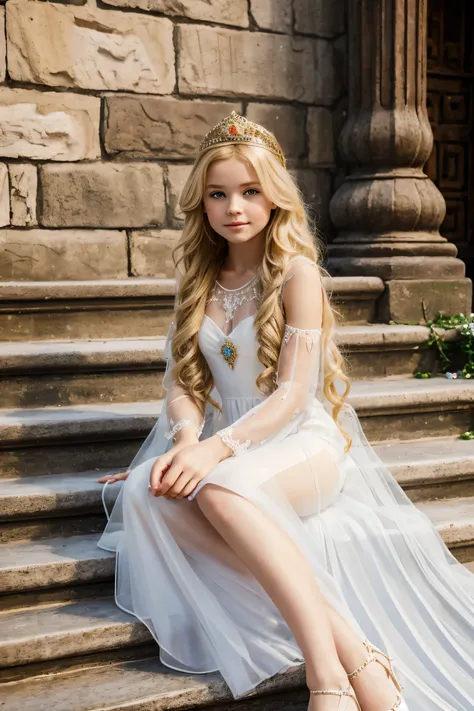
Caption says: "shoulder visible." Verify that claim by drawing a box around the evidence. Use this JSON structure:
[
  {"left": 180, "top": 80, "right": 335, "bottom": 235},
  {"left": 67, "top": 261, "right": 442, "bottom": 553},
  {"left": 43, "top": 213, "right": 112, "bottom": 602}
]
[
  {"left": 280, "top": 256, "right": 322, "bottom": 328},
  {"left": 280, "top": 255, "right": 321, "bottom": 300}
]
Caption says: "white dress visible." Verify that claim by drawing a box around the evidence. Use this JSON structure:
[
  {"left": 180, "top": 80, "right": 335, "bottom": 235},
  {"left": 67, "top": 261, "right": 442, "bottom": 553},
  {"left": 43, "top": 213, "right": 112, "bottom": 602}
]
[{"left": 98, "top": 256, "right": 474, "bottom": 709}]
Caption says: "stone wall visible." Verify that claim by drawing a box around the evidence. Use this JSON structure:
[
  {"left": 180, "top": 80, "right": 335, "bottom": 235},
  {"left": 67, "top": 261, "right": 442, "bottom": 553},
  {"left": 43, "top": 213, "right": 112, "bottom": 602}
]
[{"left": 0, "top": 0, "right": 346, "bottom": 281}]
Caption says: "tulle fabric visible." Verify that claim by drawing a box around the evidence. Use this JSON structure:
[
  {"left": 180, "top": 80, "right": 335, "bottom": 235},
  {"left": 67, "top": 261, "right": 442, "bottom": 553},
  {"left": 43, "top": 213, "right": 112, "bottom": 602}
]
[{"left": 98, "top": 257, "right": 474, "bottom": 708}]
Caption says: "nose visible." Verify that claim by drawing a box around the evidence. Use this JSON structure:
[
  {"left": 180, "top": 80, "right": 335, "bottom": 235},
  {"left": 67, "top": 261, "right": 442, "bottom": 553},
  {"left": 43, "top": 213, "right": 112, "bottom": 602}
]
[{"left": 227, "top": 193, "right": 243, "bottom": 215}]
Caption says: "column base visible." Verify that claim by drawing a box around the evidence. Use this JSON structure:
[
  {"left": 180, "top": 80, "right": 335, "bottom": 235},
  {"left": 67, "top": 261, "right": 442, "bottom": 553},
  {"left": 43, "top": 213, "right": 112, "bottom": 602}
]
[{"left": 379, "top": 279, "right": 473, "bottom": 324}]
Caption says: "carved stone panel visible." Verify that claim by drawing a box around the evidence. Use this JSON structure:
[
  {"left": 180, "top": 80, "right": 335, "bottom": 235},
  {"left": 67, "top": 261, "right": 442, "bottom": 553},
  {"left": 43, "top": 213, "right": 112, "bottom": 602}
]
[{"left": 426, "top": 0, "right": 474, "bottom": 281}]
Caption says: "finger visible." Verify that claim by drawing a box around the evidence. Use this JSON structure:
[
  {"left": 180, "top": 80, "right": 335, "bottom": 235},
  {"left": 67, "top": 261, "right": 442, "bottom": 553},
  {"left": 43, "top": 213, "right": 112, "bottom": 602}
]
[
  {"left": 166, "top": 472, "right": 194, "bottom": 499},
  {"left": 176, "top": 476, "right": 201, "bottom": 499},
  {"left": 158, "top": 460, "right": 185, "bottom": 496},
  {"left": 149, "top": 456, "right": 171, "bottom": 491}
]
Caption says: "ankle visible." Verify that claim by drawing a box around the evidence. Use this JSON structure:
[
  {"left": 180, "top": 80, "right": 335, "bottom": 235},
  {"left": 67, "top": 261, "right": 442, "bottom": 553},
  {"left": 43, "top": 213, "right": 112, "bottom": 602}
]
[{"left": 306, "top": 665, "right": 349, "bottom": 692}]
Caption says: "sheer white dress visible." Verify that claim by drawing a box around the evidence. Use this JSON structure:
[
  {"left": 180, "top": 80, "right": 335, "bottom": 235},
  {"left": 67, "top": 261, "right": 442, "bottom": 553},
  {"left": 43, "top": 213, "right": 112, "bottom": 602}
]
[{"left": 98, "top": 256, "right": 474, "bottom": 709}]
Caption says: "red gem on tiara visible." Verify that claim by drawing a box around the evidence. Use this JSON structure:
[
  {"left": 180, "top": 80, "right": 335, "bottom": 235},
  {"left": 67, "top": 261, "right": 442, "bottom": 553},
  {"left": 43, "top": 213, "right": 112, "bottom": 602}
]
[{"left": 228, "top": 125, "right": 238, "bottom": 135}]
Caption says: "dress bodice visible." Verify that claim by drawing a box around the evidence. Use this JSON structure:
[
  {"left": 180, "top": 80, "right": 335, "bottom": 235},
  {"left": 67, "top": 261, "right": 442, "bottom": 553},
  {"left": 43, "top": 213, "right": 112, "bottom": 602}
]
[{"left": 198, "top": 313, "right": 265, "bottom": 401}]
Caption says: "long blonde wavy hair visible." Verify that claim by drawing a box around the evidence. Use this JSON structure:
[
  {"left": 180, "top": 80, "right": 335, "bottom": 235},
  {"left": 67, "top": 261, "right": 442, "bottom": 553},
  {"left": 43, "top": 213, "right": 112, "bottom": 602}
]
[{"left": 170, "top": 143, "right": 352, "bottom": 451}]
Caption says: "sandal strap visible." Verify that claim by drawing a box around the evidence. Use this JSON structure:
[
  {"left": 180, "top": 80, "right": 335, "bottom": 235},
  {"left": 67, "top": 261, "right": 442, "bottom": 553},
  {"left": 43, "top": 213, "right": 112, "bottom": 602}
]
[
  {"left": 309, "top": 684, "right": 362, "bottom": 710},
  {"left": 347, "top": 651, "right": 376, "bottom": 680}
]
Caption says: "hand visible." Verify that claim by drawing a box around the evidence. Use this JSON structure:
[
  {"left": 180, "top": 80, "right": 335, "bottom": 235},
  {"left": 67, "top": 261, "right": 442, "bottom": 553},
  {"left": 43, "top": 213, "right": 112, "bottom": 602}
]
[
  {"left": 98, "top": 471, "right": 130, "bottom": 484},
  {"left": 149, "top": 436, "right": 231, "bottom": 499}
]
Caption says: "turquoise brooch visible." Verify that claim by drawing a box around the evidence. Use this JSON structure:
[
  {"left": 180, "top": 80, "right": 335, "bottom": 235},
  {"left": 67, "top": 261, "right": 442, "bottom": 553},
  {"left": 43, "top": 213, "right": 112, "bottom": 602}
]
[{"left": 220, "top": 338, "right": 238, "bottom": 369}]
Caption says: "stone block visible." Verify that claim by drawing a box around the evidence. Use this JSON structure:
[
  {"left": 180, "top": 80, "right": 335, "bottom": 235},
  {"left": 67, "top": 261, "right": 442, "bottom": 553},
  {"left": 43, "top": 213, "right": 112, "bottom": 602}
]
[
  {"left": 290, "top": 168, "right": 332, "bottom": 238},
  {"left": 104, "top": 96, "right": 241, "bottom": 159},
  {"left": 0, "top": 88, "right": 100, "bottom": 160},
  {"left": 6, "top": 0, "right": 175, "bottom": 94},
  {"left": 40, "top": 163, "right": 165, "bottom": 229},
  {"left": 178, "top": 25, "right": 340, "bottom": 105},
  {"left": 166, "top": 165, "right": 192, "bottom": 228},
  {"left": 9, "top": 164, "right": 38, "bottom": 227},
  {"left": 101, "top": 0, "right": 248, "bottom": 27},
  {"left": 0, "top": 7, "right": 5, "bottom": 83},
  {"left": 245, "top": 104, "right": 306, "bottom": 163},
  {"left": 379, "top": 279, "right": 473, "bottom": 325},
  {"left": 307, "top": 107, "right": 335, "bottom": 166},
  {"left": 294, "top": 0, "right": 345, "bottom": 38},
  {"left": 250, "top": 0, "right": 292, "bottom": 33},
  {"left": 0, "top": 230, "right": 127, "bottom": 281},
  {"left": 0, "top": 163, "right": 8, "bottom": 227},
  {"left": 130, "top": 229, "right": 181, "bottom": 277}
]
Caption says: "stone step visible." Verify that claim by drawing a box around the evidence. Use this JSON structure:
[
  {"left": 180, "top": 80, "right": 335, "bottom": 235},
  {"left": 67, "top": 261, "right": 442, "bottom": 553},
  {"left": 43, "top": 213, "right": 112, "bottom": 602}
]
[
  {"left": 1, "top": 438, "right": 473, "bottom": 542},
  {"left": 0, "top": 597, "right": 152, "bottom": 671},
  {"left": 1, "top": 377, "right": 473, "bottom": 478},
  {"left": 0, "top": 278, "right": 175, "bottom": 343},
  {"left": 349, "top": 376, "right": 474, "bottom": 442},
  {"left": 0, "top": 325, "right": 434, "bottom": 408},
  {"left": 0, "top": 495, "right": 473, "bottom": 597},
  {"left": 0, "top": 401, "right": 161, "bottom": 478},
  {"left": 0, "top": 276, "right": 384, "bottom": 342},
  {"left": 0, "top": 649, "right": 308, "bottom": 710},
  {"left": 373, "top": 437, "right": 474, "bottom": 501},
  {"left": 0, "top": 337, "right": 166, "bottom": 408}
]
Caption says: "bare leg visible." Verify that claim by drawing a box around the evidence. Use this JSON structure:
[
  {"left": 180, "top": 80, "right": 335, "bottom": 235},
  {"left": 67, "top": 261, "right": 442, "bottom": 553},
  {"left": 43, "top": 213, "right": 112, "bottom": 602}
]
[
  {"left": 195, "top": 484, "right": 399, "bottom": 711},
  {"left": 196, "top": 484, "right": 353, "bottom": 710}
]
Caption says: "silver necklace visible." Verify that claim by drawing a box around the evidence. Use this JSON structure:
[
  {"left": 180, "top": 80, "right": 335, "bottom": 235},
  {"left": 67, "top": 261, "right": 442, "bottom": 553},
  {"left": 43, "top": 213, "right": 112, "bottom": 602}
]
[{"left": 207, "top": 273, "right": 262, "bottom": 369}]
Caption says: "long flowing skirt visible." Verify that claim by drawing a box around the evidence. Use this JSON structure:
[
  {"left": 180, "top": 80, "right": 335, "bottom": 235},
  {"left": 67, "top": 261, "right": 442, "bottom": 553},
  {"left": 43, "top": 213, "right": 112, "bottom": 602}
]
[{"left": 98, "top": 396, "right": 474, "bottom": 709}]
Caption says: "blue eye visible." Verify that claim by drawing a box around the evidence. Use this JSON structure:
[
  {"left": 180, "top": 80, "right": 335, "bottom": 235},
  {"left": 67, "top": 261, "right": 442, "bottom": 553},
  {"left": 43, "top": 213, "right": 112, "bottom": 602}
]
[
  {"left": 245, "top": 188, "right": 259, "bottom": 196},
  {"left": 208, "top": 188, "right": 260, "bottom": 199}
]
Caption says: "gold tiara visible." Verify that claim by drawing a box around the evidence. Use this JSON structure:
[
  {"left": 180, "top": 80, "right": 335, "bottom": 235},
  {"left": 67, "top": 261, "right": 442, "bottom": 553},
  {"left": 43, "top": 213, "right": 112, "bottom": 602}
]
[{"left": 198, "top": 111, "right": 286, "bottom": 167}]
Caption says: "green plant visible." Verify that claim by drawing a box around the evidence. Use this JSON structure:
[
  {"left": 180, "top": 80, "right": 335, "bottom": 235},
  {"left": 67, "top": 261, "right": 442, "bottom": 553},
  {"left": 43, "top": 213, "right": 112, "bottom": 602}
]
[{"left": 420, "top": 312, "right": 474, "bottom": 379}]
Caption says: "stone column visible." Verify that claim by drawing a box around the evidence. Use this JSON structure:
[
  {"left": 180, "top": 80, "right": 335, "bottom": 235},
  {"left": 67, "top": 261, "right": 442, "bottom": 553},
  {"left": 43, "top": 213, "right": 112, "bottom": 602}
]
[{"left": 328, "top": 0, "right": 472, "bottom": 322}]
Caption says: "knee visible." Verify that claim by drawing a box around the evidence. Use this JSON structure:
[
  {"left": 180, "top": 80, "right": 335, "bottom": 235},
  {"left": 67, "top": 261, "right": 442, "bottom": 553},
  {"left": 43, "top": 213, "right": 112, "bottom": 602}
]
[{"left": 195, "top": 484, "right": 231, "bottom": 521}]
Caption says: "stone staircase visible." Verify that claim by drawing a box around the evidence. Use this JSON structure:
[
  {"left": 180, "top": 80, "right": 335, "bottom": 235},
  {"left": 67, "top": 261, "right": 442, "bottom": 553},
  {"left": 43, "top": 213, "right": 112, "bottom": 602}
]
[{"left": 1, "top": 276, "right": 473, "bottom": 710}]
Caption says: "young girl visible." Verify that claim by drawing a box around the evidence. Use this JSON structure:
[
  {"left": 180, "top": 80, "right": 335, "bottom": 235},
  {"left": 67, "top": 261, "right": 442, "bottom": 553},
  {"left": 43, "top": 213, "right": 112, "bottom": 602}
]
[{"left": 97, "top": 112, "right": 474, "bottom": 711}]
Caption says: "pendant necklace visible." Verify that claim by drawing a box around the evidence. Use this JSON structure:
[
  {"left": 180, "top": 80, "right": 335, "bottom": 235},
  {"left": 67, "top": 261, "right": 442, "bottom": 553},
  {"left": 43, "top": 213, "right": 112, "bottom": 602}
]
[{"left": 207, "top": 273, "right": 262, "bottom": 369}]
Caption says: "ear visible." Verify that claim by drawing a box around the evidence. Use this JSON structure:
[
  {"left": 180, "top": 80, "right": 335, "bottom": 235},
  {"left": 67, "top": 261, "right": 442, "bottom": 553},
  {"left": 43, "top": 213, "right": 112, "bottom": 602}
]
[{"left": 271, "top": 203, "right": 277, "bottom": 210}]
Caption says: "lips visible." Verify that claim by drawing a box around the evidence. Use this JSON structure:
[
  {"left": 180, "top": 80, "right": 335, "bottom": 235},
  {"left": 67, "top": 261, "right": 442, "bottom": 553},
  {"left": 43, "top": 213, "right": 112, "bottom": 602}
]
[{"left": 226, "top": 222, "right": 248, "bottom": 226}]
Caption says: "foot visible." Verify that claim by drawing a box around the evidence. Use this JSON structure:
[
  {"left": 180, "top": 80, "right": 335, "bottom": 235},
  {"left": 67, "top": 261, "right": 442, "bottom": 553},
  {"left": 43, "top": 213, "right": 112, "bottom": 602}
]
[
  {"left": 347, "top": 641, "right": 401, "bottom": 711},
  {"left": 308, "top": 683, "right": 360, "bottom": 710}
]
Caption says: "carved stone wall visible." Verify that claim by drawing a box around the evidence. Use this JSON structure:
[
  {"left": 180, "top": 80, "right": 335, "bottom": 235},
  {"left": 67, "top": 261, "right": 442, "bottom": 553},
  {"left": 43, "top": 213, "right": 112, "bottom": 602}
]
[{"left": 0, "top": 0, "right": 347, "bottom": 281}]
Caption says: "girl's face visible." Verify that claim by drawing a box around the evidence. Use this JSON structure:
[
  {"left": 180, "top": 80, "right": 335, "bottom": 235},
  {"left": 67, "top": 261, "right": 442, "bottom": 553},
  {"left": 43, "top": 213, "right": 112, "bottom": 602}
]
[{"left": 203, "top": 157, "right": 277, "bottom": 244}]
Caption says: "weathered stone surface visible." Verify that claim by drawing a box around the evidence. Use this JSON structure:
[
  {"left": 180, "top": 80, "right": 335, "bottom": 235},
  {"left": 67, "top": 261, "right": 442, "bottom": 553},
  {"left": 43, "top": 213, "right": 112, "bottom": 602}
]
[
  {"left": 166, "top": 165, "right": 191, "bottom": 227},
  {"left": 290, "top": 168, "right": 332, "bottom": 237},
  {"left": 178, "top": 25, "right": 340, "bottom": 105},
  {"left": 101, "top": 0, "right": 248, "bottom": 28},
  {"left": 0, "top": 88, "right": 100, "bottom": 160},
  {"left": 246, "top": 104, "right": 306, "bottom": 162},
  {"left": 130, "top": 230, "right": 181, "bottom": 277},
  {"left": 250, "top": 0, "right": 292, "bottom": 33},
  {"left": 0, "top": 230, "right": 128, "bottom": 281},
  {"left": 0, "top": 7, "right": 6, "bottom": 83},
  {"left": 379, "top": 279, "right": 473, "bottom": 324},
  {"left": 294, "top": 0, "right": 345, "bottom": 37},
  {"left": 0, "top": 163, "right": 8, "bottom": 227},
  {"left": 307, "top": 107, "right": 334, "bottom": 166},
  {"left": 9, "top": 164, "right": 37, "bottom": 227},
  {"left": 40, "top": 163, "right": 165, "bottom": 228},
  {"left": 6, "top": 0, "right": 175, "bottom": 94},
  {"left": 104, "top": 97, "right": 241, "bottom": 159}
]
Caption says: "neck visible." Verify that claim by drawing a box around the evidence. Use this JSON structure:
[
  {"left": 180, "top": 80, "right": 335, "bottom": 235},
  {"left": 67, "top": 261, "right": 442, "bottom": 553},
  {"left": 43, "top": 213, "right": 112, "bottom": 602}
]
[{"left": 222, "top": 232, "right": 265, "bottom": 275}]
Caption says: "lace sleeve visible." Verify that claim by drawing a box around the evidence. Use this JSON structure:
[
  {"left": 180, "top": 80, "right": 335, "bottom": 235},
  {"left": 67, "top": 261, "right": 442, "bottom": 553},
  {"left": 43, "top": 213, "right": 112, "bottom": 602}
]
[{"left": 212, "top": 259, "right": 323, "bottom": 458}]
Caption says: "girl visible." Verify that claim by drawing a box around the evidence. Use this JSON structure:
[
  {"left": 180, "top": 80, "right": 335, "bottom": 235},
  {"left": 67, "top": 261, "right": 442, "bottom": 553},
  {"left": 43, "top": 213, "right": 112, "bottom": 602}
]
[{"left": 97, "top": 112, "right": 474, "bottom": 711}]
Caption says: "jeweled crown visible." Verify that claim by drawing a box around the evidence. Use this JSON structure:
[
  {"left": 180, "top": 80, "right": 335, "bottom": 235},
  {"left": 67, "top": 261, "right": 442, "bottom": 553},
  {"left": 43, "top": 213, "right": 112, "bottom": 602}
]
[{"left": 199, "top": 111, "right": 286, "bottom": 167}]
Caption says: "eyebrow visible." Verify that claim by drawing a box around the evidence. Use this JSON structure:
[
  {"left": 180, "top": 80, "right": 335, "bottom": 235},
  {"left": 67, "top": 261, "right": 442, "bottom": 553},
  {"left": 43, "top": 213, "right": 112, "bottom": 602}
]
[{"left": 206, "top": 181, "right": 261, "bottom": 188}]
